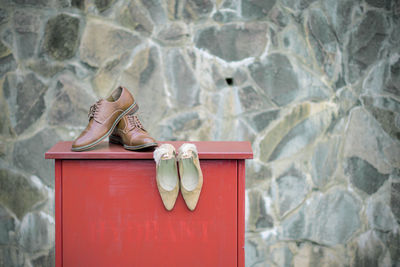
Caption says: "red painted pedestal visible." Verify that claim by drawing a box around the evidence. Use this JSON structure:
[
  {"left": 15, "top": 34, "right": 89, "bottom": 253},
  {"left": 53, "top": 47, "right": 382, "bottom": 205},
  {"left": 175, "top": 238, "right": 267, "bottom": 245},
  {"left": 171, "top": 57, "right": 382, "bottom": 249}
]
[{"left": 45, "top": 141, "right": 253, "bottom": 267}]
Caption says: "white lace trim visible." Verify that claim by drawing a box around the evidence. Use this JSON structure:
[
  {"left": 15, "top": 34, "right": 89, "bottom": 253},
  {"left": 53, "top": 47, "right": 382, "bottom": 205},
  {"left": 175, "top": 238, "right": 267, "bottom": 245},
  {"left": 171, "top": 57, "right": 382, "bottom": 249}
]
[
  {"left": 178, "top": 143, "right": 198, "bottom": 158},
  {"left": 153, "top": 144, "right": 175, "bottom": 165}
]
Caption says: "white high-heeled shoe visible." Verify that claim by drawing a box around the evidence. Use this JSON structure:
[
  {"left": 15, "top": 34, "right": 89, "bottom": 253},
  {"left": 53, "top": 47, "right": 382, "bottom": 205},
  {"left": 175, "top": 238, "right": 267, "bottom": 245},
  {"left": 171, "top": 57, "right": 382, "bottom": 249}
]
[
  {"left": 153, "top": 144, "right": 179, "bottom": 211},
  {"left": 178, "top": 143, "right": 203, "bottom": 211}
]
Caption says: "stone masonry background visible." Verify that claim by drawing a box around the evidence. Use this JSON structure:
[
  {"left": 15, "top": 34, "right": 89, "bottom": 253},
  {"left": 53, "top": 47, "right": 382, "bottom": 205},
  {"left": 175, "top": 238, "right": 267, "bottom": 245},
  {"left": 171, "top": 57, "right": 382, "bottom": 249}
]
[{"left": 0, "top": 0, "right": 400, "bottom": 266}]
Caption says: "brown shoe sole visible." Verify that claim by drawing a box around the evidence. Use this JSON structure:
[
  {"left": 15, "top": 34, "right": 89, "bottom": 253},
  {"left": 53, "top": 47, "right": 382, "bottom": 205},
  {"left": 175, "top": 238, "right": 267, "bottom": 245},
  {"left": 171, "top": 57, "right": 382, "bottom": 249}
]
[
  {"left": 71, "top": 102, "right": 139, "bottom": 152},
  {"left": 109, "top": 134, "right": 158, "bottom": 150}
]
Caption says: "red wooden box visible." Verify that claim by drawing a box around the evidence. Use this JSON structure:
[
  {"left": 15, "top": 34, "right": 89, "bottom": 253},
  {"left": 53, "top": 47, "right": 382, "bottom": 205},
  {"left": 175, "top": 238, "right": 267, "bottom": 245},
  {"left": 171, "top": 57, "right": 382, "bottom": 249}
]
[{"left": 45, "top": 141, "right": 253, "bottom": 267}]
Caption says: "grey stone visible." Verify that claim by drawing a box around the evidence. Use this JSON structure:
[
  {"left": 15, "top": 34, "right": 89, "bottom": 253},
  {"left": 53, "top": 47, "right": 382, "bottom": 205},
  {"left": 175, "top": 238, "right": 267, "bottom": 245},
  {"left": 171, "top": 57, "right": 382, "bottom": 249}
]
[
  {"left": 221, "top": 0, "right": 239, "bottom": 9},
  {"left": 118, "top": 1, "right": 154, "bottom": 34},
  {"left": 299, "top": 0, "right": 316, "bottom": 9},
  {"left": 157, "top": 125, "right": 174, "bottom": 141},
  {"left": 391, "top": 182, "right": 400, "bottom": 222},
  {"left": 344, "top": 108, "right": 395, "bottom": 174},
  {"left": 387, "top": 231, "right": 400, "bottom": 264},
  {"left": 71, "top": 0, "right": 84, "bottom": 8},
  {"left": 183, "top": 0, "right": 213, "bottom": 21},
  {"left": 2, "top": 28, "right": 14, "bottom": 48},
  {"left": 345, "top": 157, "right": 389, "bottom": 195},
  {"left": 282, "top": 189, "right": 361, "bottom": 246},
  {"left": 233, "top": 120, "right": 259, "bottom": 147},
  {"left": 0, "top": 139, "right": 13, "bottom": 163},
  {"left": 270, "top": 244, "right": 293, "bottom": 267},
  {"left": 272, "top": 167, "right": 309, "bottom": 217},
  {"left": 140, "top": 0, "right": 167, "bottom": 24},
  {"left": 94, "top": 0, "right": 116, "bottom": 12},
  {"left": 311, "top": 137, "right": 340, "bottom": 188},
  {"left": 0, "top": 169, "right": 46, "bottom": 219},
  {"left": 295, "top": 68, "right": 332, "bottom": 101},
  {"left": 0, "top": 86, "right": 13, "bottom": 138},
  {"left": 258, "top": 102, "right": 313, "bottom": 162},
  {"left": 232, "top": 69, "right": 248, "bottom": 86},
  {"left": 248, "top": 189, "right": 273, "bottom": 232},
  {"left": 13, "top": 10, "right": 40, "bottom": 33},
  {"left": 0, "top": 49, "right": 17, "bottom": 78},
  {"left": 170, "top": 111, "right": 201, "bottom": 132},
  {"left": 212, "top": 10, "right": 240, "bottom": 23},
  {"left": 79, "top": 19, "right": 142, "bottom": 67},
  {"left": 385, "top": 58, "right": 400, "bottom": 97},
  {"left": 32, "top": 247, "right": 55, "bottom": 267},
  {"left": 337, "top": 87, "right": 358, "bottom": 114},
  {"left": 212, "top": 91, "right": 250, "bottom": 139},
  {"left": 211, "top": 64, "right": 233, "bottom": 89},
  {"left": 26, "top": 59, "right": 65, "bottom": 77},
  {"left": 18, "top": 211, "right": 55, "bottom": 253},
  {"left": 15, "top": 32, "right": 37, "bottom": 59},
  {"left": 165, "top": 48, "right": 199, "bottom": 108},
  {"left": 42, "top": 14, "right": 80, "bottom": 60},
  {"left": 268, "top": 108, "right": 334, "bottom": 161},
  {"left": 0, "top": 8, "right": 8, "bottom": 24},
  {"left": 362, "top": 62, "right": 387, "bottom": 94},
  {"left": 156, "top": 22, "right": 189, "bottom": 46},
  {"left": 367, "top": 200, "right": 395, "bottom": 231},
  {"left": 307, "top": 9, "right": 336, "bottom": 51},
  {"left": 120, "top": 46, "right": 169, "bottom": 133},
  {"left": 0, "top": 39, "right": 8, "bottom": 54},
  {"left": 166, "top": 0, "right": 185, "bottom": 20},
  {"left": 352, "top": 231, "right": 386, "bottom": 267},
  {"left": 245, "top": 161, "right": 272, "bottom": 187},
  {"left": 241, "top": 0, "right": 276, "bottom": 19},
  {"left": 158, "top": 111, "right": 202, "bottom": 140},
  {"left": 362, "top": 96, "right": 400, "bottom": 142},
  {"left": 279, "top": 26, "right": 310, "bottom": 60},
  {"left": 92, "top": 55, "right": 128, "bottom": 97},
  {"left": 245, "top": 236, "right": 268, "bottom": 266},
  {"left": 249, "top": 54, "right": 299, "bottom": 106},
  {"left": 366, "top": 0, "right": 390, "bottom": 8},
  {"left": 3, "top": 73, "right": 48, "bottom": 135},
  {"left": 13, "top": 10, "right": 40, "bottom": 59},
  {"left": 195, "top": 23, "right": 268, "bottom": 62},
  {"left": 293, "top": 243, "right": 344, "bottom": 266},
  {"left": 0, "top": 205, "right": 16, "bottom": 245},
  {"left": 48, "top": 74, "right": 96, "bottom": 127},
  {"left": 12, "top": 0, "right": 52, "bottom": 6},
  {"left": 349, "top": 11, "right": 387, "bottom": 81},
  {"left": 13, "top": 128, "right": 60, "bottom": 186},
  {"left": 323, "top": 0, "right": 358, "bottom": 42},
  {"left": 56, "top": 0, "right": 70, "bottom": 8},
  {"left": 307, "top": 9, "right": 339, "bottom": 80},
  {"left": 281, "top": 0, "right": 317, "bottom": 10},
  {"left": 0, "top": 246, "right": 25, "bottom": 267},
  {"left": 269, "top": 8, "right": 289, "bottom": 28},
  {"left": 251, "top": 109, "right": 280, "bottom": 132},
  {"left": 238, "top": 86, "right": 274, "bottom": 112}
]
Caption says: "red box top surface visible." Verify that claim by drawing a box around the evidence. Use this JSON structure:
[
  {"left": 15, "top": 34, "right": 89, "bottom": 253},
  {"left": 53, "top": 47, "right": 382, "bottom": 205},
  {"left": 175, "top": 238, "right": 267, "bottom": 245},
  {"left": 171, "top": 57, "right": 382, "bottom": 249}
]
[{"left": 45, "top": 141, "right": 253, "bottom": 160}]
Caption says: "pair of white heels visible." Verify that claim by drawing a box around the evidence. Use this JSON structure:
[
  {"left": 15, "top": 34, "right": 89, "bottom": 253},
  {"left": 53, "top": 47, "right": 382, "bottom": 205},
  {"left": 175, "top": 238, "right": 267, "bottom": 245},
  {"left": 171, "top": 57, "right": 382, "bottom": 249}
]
[{"left": 153, "top": 143, "right": 203, "bottom": 211}]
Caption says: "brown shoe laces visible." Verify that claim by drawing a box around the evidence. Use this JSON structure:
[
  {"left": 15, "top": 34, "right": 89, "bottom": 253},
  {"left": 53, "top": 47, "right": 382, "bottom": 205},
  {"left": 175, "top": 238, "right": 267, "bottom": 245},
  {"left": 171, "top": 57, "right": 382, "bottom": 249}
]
[
  {"left": 88, "top": 100, "right": 102, "bottom": 120},
  {"left": 127, "top": 114, "right": 146, "bottom": 131}
]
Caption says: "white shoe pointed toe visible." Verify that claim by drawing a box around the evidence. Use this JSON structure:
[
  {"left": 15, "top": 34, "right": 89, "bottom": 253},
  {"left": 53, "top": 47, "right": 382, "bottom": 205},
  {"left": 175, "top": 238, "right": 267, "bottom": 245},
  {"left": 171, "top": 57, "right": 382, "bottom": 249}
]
[
  {"left": 153, "top": 144, "right": 179, "bottom": 211},
  {"left": 178, "top": 143, "right": 203, "bottom": 211}
]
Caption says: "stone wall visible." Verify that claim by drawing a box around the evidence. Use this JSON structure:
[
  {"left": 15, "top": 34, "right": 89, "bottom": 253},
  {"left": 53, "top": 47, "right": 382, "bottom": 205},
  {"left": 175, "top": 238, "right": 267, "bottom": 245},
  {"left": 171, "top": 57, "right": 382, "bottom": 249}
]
[{"left": 0, "top": 0, "right": 399, "bottom": 266}]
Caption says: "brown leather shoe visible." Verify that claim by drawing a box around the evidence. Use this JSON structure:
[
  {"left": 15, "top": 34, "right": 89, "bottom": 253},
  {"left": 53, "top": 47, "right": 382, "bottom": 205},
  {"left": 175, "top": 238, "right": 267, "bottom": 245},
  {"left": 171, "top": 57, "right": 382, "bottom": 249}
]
[
  {"left": 109, "top": 113, "right": 158, "bottom": 150},
  {"left": 71, "top": 86, "right": 138, "bottom": 151}
]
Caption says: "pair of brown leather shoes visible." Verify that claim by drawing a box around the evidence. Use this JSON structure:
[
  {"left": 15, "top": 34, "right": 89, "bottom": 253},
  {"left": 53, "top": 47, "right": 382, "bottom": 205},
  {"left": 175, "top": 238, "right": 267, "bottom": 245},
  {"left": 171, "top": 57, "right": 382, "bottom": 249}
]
[{"left": 71, "top": 86, "right": 157, "bottom": 151}]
